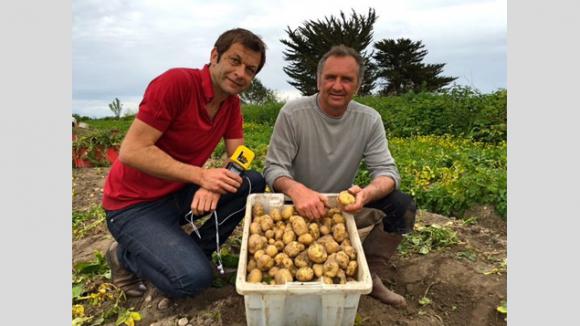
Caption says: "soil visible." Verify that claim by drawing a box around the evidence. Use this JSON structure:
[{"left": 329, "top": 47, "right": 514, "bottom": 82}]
[{"left": 73, "top": 167, "right": 507, "bottom": 326}]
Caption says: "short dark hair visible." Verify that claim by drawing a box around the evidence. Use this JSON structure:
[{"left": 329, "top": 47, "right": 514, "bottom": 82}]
[
  {"left": 316, "top": 45, "right": 364, "bottom": 86},
  {"left": 214, "top": 28, "right": 267, "bottom": 74}
]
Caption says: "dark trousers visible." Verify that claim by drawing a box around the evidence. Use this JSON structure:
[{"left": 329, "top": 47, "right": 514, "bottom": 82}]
[
  {"left": 365, "top": 189, "right": 417, "bottom": 235},
  {"left": 105, "top": 170, "right": 265, "bottom": 298}
]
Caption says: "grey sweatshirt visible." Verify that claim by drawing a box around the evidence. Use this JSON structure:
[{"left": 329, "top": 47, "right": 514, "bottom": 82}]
[{"left": 263, "top": 94, "right": 400, "bottom": 193}]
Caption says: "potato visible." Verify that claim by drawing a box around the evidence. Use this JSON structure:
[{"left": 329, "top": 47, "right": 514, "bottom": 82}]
[
  {"left": 332, "top": 213, "right": 345, "bottom": 225},
  {"left": 319, "top": 225, "right": 331, "bottom": 235},
  {"left": 254, "top": 249, "right": 266, "bottom": 261},
  {"left": 274, "top": 268, "right": 293, "bottom": 284},
  {"left": 319, "top": 235, "right": 340, "bottom": 254},
  {"left": 292, "top": 217, "right": 309, "bottom": 236},
  {"left": 274, "top": 252, "right": 289, "bottom": 265},
  {"left": 282, "top": 230, "right": 296, "bottom": 244},
  {"left": 276, "top": 221, "right": 286, "bottom": 229},
  {"left": 326, "top": 208, "right": 341, "bottom": 217},
  {"left": 265, "top": 244, "right": 278, "bottom": 257},
  {"left": 307, "top": 242, "right": 328, "bottom": 263},
  {"left": 341, "top": 238, "right": 352, "bottom": 248},
  {"left": 274, "top": 240, "right": 285, "bottom": 251},
  {"left": 281, "top": 205, "right": 294, "bottom": 220},
  {"left": 346, "top": 260, "right": 358, "bottom": 277},
  {"left": 248, "top": 234, "right": 265, "bottom": 254},
  {"left": 296, "top": 266, "right": 314, "bottom": 281},
  {"left": 260, "top": 215, "right": 274, "bottom": 232},
  {"left": 284, "top": 223, "right": 293, "bottom": 233},
  {"left": 298, "top": 233, "right": 314, "bottom": 245},
  {"left": 294, "top": 250, "right": 311, "bottom": 268},
  {"left": 270, "top": 208, "right": 282, "bottom": 222},
  {"left": 323, "top": 254, "right": 339, "bottom": 277},
  {"left": 252, "top": 203, "right": 265, "bottom": 217},
  {"left": 313, "top": 264, "right": 324, "bottom": 278},
  {"left": 338, "top": 191, "right": 355, "bottom": 206},
  {"left": 268, "top": 238, "right": 275, "bottom": 245},
  {"left": 268, "top": 266, "right": 280, "bottom": 278},
  {"left": 247, "top": 258, "right": 257, "bottom": 271},
  {"left": 247, "top": 268, "right": 262, "bottom": 283},
  {"left": 265, "top": 229, "right": 275, "bottom": 239},
  {"left": 321, "top": 217, "right": 333, "bottom": 229},
  {"left": 308, "top": 223, "right": 320, "bottom": 240},
  {"left": 280, "top": 256, "right": 294, "bottom": 270},
  {"left": 335, "top": 251, "right": 350, "bottom": 270},
  {"left": 335, "top": 269, "right": 347, "bottom": 284},
  {"left": 250, "top": 222, "right": 262, "bottom": 235},
  {"left": 332, "top": 223, "right": 347, "bottom": 243},
  {"left": 322, "top": 276, "right": 334, "bottom": 284},
  {"left": 284, "top": 241, "right": 305, "bottom": 258},
  {"left": 342, "top": 245, "right": 357, "bottom": 260},
  {"left": 274, "top": 228, "right": 284, "bottom": 240},
  {"left": 257, "top": 254, "right": 274, "bottom": 271}
]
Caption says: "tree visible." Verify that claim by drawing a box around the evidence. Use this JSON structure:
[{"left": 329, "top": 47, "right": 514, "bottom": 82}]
[
  {"left": 373, "top": 38, "right": 457, "bottom": 95},
  {"left": 240, "top": 78, "right": 277, "bottom": 104},
  {"left": 108, "top": 97, "right": 123, "bottom": 118},
  {"left": 281, "top": 8, "right": 378, "bottom": 96}
]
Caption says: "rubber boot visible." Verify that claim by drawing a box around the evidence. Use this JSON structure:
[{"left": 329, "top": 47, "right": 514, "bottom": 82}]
[
  {"left": 105, "top": 241, "right": 147, "bottom": 297},
  {"left": 363, "top": 221, "right": 407, "bottom": 308}
]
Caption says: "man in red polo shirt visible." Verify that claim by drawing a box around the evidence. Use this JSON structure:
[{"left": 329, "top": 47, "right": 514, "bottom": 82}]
[{"left": 102, "top": 28, "right": 267, "bottom": 304}]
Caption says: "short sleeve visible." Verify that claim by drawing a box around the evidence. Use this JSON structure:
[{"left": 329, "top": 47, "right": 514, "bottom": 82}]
[{"left": 137, "top": 69, "right": 193, "bottom": 132}]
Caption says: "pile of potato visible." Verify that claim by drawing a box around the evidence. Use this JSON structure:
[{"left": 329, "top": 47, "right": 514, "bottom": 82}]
[{"left": 245, "top": 201, "right": 359, "bottom": 285}]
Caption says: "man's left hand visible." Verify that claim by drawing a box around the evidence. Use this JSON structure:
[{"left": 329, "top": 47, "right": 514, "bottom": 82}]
[
  {"left": 341, "top": 185, "right": 367, "bottom": 214},
  {"left": 191, "top": 188, "right": 221, "bottom": 216}
]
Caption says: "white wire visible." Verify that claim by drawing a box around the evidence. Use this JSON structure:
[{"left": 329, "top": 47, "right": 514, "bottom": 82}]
[{"left": 184, "top": 175, "right": 253, "bottom": 274}]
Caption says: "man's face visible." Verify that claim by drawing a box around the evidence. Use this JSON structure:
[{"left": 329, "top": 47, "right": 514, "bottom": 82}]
[
  {"left": 209, "top": 42, "right": 261, "bottom": 96},
  {"left": 317, "top": 55, "right": 360, "bottom": 116}
]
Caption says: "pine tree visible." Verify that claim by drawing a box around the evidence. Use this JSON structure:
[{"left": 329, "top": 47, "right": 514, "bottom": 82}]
[
  {"left": 281, "top": 8, "right": 378, "bottom": 96},
  {"left": 240, "top": 78, "right": 277, "bottom": 104},
  {"left": 373, "top": 38, "right": 457, "bottom": 95}
]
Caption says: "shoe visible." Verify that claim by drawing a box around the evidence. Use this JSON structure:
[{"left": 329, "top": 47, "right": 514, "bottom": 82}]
[{"left": 105, "top": 241, "right": 146, "bottom": 297}]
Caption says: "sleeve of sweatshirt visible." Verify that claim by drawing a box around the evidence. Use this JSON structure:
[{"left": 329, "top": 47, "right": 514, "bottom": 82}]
[
  {"left": 263, "top": 107, "right": 297, "bottom": 190},
  {"left": 364, "top": 116, "right": 401, "bottom": 189}
]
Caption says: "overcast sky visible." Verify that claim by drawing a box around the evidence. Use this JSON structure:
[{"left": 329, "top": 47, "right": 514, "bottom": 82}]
[{"left": 72, "top": 0, "right": 506, "bottom": 118}]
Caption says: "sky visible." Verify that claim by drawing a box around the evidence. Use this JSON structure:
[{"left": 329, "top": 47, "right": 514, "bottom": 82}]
[{"left": 72, "top": 0, "right": 506, "bottom": 118}]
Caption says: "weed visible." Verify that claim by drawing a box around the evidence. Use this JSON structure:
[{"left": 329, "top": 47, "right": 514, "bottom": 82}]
[
  {"left": 73, "top": 205, "right": 106, "bottom": 240},
  {"left": 400, "top": 223, "right": 458, "bottom": 255}
]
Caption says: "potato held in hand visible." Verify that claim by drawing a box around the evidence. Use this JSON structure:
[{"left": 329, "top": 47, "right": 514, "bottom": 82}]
[{"left": 338, "top": 191, "right": 356, "bottom": 206}]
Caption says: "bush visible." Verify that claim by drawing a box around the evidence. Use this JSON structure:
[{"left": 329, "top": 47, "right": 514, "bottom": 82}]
[{"left": 356, "top": 86, "right": 506, "bottom": 143}]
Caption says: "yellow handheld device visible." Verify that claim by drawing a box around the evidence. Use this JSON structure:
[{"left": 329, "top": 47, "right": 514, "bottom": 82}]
[{"left": 226, "top": 145, "right": 255, "bottom": 175}]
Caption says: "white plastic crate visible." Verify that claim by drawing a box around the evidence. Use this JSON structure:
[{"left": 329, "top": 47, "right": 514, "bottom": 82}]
[{"left": 236, "top": 193, "right": 372, "bottom": 326}]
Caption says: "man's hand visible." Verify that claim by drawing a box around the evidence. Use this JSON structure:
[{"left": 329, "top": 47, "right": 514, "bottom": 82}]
[
  {"left": 288, "top": 184, "right": 328, "bottom": 220},
  {"left": 199, "top": 168, "right": 242, "bottom": 194},
  {"left": 341, "top": 185, "right": 368, "bottom": 214},
  {"left": 191, "top": 188, "right": 221, "bottom": 216}
]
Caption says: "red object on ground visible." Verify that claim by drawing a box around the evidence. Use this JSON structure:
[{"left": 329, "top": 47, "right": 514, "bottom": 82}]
[
  {"left": 106, "top": 148, "right": 119, "bottom": 164},
  {"left": 73, "top": 148, "right": 92, "bottom": 168}
]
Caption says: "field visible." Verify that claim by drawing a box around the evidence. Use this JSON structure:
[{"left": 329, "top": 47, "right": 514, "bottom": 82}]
[{"left": 72, "top": 89, "right": 507, "bottom": 325}]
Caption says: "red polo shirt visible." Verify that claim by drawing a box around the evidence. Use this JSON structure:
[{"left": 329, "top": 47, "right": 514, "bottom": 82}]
[{"left": 102, "top": 65, "right": 243, "bottom": 211}]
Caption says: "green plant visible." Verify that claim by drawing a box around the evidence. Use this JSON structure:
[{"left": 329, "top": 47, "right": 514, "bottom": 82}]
[
  {"left": 73, "top": 205, "right": 106, "bottom": 239},
  {"left": 400, "top": 223, "right": 458, "bottom": 255}
]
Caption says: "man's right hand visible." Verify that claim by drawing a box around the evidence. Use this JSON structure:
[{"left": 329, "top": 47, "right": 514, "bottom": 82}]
[
  {"left": 288, "top": 184, "right": 328, "bottom": 220},
  {"left": 199, "top": 168, "right": 242, "bottom": 194}
]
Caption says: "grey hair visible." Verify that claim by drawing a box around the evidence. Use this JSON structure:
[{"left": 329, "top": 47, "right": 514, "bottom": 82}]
[{"left": 316, "top": 45, "right": 365, "bottom": 86}]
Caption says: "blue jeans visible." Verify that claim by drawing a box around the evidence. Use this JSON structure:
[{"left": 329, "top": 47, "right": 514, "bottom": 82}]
[{"left": 105, "top": 170, "right": 265, "bottom": 298}]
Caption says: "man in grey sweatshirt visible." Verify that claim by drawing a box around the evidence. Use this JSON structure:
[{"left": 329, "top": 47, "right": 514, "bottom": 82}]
[{"left": 263, "top": 45, "right": 416, "bottom": 308}]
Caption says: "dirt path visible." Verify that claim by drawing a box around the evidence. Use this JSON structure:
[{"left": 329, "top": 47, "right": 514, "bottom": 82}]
[{"left": 73, "top": 168, "right": 507, "bottom": 325}]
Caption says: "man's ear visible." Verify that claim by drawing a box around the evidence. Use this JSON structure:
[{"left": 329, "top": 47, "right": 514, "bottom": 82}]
[{"left": 210, "top": 47, "right": 218, "bottom": 64}]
